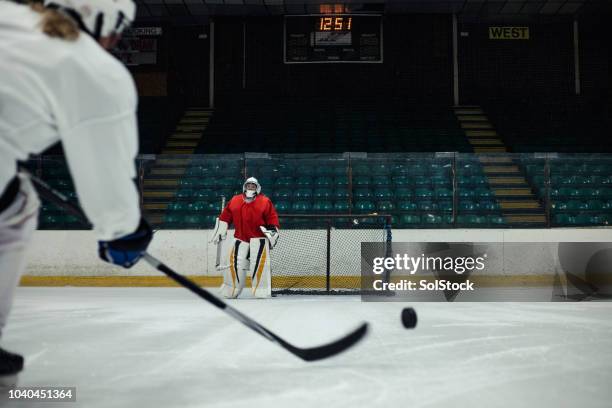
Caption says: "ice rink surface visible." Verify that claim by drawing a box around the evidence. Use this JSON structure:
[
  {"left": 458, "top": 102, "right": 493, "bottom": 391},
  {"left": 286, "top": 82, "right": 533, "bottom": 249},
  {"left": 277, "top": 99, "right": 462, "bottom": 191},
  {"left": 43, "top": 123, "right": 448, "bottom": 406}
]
[{"left": 2, "top": 287, "right": 612, "bottom": 408}]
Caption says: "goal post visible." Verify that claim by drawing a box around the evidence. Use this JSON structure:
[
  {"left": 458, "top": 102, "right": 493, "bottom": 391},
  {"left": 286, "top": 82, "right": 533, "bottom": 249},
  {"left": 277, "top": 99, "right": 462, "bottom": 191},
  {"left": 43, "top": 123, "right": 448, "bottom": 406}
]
[{"left": 271, "top": 214, "right": 392, "bottom": 294}]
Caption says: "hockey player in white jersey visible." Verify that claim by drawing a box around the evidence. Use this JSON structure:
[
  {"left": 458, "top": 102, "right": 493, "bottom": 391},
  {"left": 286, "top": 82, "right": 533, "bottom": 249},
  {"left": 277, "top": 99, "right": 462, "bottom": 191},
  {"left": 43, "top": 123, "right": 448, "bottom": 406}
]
[{"left": 0, "top": 0, "right": 151, "bottom": 384}]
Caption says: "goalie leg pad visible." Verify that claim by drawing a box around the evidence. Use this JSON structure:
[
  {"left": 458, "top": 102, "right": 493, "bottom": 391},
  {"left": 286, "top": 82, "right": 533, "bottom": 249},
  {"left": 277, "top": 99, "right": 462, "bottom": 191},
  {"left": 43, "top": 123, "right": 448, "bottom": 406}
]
[
  {"left": 250, "top": 238, "right": 272, "bottom": 298},
  {"left": 220, "top": 239, "right": 249, "bottom": 298}
]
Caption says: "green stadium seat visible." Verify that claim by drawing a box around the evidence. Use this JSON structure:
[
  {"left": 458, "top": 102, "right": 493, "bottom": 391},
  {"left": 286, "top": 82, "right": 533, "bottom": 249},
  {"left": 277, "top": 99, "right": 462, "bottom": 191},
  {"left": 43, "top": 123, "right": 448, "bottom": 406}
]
[
  {"left": 414, "top": 177, "right": 430, "bottom": 186},
  {"left": 459, "top": 189, "right": 476, "bottom": 199},
  {"left": 377, "top": 201, "right": 395, "bottom": 211},
  {"left": 200, "top": 177, "right": 218, "bottom": 187},
  {"left": 333, "top": 189, "right": 350, "bottom": 200},
  {"left": 459, "top": 201, "right": 476, "bottom": 211},
  {"left": 554, "top": 214, "right": 574, "bottom": 225},
  {"left": 178, "top": 178, "right": 196, "bottom": 187},
  {"left": 415, "top": 188, "right": 433, "bottom": 198},
  {"left": 371, "top": 176, "right": 390, "bottom": 186},
  {"left": 273, "top": 189, "right": 292, "bottom": 200},
  {"left": 184, "top": 215, "right": 206, "bottom": 225},
  {"left": 398, "top": 201, "right": 417, "bottom": 211},
  {"left": 353, "top": 188, "right": 372, "bottom": 199},
  {"left": 354, "top": 201, "right": 375, "bottom": 213},
  {"left": 194, "top": 189, "right": 213, "bottom": 199},
  {"left": 314, "top": 177, "right": 333, "bottom": 187},
  {"left": 167, "top": 202, "right": 189, "bottom": 212},
  {"left": 400, "top": 214, "right": 421, "bottom": 225},
  {"left": 292, "top": 201, "right": 312, "bottom": 213},
  {"left": 274, "top": 177, "right": 293, "bottom": 187},
  {"left": 334, "top": 177, "right": 349, "bottom": 186},
  {"left": 457, "top": 215, "right": 487, "bottom": 225},
  {"left": 295, "top": 177, "right": 314, "bottom": 187},
  {"left": 489, "top": 215, "right": 505, "bottom": 224},
  {"left": 434, "top": 188, "right": 452, "bottom": 199},
  {"left": 353, "top": 176, "right": 370, "bottom": 186},
  {"left": 422, "top": 214, "right": 443, "bottom": 224},
  {"left": 275, "top": 201, "right": 291, "bottom": 212},
  {"left": 432, "top": 175, "right": 450, "bottom": 186},
  {"left": 176, "top": 189, "right": 193, "bottom": 198},
  {"left": 392, "top": 176, "right": 411, "bottom": 186},
  {"left": 418, "top": 201, "right": 437, "bottom": 211},
  {"left": 334, "top": 201, "right": 350, "bottom": 212},
  {"left": 476, "top": 188, "right": 493, "bottom": 198},
  {"left": 574, "top": 214, "right": 597, "bottom": 225},
  {"left": 293, "top": 189, "right": 313, "bottom": 200},
  {"left": 478, "top": 201, "right": 499, "bottom": 211},
  {"left": 438, "top": 201, "right": 453, "bottom": 211},
  {"left": 395, "top": 188, "right": 412, "bottom": 199},
  {"left": 313, "top": 201, "right": 334, "bottom": 213},
  {"left": 314, "top": 188, "right": 334, "bottom": 199},
  {"left": 373, "top": 188, "right": 393, "bottom": 200},
  {"left": 164, "top": 214, "right": 183, "bottom": 224}
]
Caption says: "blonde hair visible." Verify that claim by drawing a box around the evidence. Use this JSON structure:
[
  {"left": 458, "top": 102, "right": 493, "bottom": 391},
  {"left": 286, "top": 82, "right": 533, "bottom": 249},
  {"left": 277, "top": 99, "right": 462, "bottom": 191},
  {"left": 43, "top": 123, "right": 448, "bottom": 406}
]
[{"left": 30, "top": 2, "right": 79, "bottom": 41}]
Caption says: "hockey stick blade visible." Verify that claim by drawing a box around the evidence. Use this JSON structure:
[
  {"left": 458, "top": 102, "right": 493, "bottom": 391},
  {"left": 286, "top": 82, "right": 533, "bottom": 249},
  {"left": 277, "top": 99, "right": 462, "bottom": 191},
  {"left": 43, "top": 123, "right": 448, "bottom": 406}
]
[
  {"left": 144, "top": 253, "right": 369, "bottom": 361},
  {"left": 23, "top": 170, "right": 369, "bottom": 361}
]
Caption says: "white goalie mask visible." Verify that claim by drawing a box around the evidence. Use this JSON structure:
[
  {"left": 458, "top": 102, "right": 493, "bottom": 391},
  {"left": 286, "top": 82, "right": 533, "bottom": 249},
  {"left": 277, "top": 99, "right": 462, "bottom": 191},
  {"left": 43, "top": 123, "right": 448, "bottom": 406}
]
[
  {"left": 44, "top": 0, "right": 136, "bottom": 39},
  {"left": 243, "top": 177, "right": 261, "bottom": 198}
]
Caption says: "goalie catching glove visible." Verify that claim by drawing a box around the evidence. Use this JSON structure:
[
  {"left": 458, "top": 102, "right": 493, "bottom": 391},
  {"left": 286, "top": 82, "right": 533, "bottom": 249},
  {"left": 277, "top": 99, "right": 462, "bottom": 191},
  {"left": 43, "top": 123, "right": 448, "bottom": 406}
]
[
  {"left": 210, "top": 218, "right": 228, "bottom": 244},
  {"left": 259, "top": 225, "right": 279, "bottom": 249},
  {"left": 98, "top": 217, "right": 153, "bottom": 268}
]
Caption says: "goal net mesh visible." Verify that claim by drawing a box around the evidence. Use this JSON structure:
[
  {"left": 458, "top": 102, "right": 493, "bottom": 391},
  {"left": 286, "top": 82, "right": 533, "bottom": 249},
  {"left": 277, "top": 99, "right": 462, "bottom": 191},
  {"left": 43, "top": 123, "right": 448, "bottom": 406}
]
[{"left": 271, "top": 214, "right": 392, "bottom": 294}]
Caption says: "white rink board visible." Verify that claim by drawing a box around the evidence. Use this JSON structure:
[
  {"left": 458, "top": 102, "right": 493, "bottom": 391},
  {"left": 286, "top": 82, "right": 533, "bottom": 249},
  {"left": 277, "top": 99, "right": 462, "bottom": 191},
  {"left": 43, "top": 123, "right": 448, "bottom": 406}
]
[{"left": 24, "top": 228, "right": 612, "bottom": 277}]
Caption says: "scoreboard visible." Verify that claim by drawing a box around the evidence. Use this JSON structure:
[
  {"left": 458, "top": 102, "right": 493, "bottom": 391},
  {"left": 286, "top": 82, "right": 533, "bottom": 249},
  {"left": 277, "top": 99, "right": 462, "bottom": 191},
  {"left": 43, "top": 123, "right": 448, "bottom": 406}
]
[{"left": 284, "top": 15, "right": 383, "bottom": 64}]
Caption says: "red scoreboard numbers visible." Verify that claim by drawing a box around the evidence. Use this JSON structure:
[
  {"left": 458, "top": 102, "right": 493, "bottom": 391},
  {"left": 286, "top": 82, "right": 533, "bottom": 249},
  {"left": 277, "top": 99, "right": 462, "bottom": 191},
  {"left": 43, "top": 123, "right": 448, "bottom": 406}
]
[{"left": 318, "top": 17, "right": 353, "bottom": 31}]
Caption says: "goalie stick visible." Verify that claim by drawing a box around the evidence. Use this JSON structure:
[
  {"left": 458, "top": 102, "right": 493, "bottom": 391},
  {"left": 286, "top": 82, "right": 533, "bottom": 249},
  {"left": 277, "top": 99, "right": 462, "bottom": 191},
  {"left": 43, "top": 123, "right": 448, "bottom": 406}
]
[
  {"left": 23, "top": 170, "right": 368, "bottom": 361},
  {"left": 214, "top": 195, "right": 226, "bottom": 270}
]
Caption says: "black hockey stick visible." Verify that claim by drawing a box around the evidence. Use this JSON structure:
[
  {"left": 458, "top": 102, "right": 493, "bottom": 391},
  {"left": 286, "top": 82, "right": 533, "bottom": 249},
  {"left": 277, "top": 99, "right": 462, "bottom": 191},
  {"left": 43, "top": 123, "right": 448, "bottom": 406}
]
[{"left": 24, "top": 170, "right": 368, "bottom": 361}]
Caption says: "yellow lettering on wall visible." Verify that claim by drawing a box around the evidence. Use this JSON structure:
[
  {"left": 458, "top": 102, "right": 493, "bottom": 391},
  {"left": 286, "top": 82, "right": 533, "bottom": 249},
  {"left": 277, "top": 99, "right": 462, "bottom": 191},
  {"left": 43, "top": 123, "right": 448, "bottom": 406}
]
[{"left": 489, "top": 27, "right": 530, "bottom": 40}]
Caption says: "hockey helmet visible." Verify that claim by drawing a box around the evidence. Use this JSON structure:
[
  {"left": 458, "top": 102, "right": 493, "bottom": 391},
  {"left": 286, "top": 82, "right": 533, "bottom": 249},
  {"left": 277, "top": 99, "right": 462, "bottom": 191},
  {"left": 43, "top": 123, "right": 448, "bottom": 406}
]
[
  {"left": 44, "top": 0, "right": 136, "bottom": 39},
  {"left": 243, "top": 177, "right": 261, "bottom": 195}
]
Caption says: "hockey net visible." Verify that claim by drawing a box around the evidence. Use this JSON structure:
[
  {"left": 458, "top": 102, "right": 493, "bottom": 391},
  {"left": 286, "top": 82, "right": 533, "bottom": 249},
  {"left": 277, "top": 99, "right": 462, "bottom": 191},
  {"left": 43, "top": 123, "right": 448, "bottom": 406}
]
[{"left": 271, "top": 214, "right": 392, "bottom": 295}]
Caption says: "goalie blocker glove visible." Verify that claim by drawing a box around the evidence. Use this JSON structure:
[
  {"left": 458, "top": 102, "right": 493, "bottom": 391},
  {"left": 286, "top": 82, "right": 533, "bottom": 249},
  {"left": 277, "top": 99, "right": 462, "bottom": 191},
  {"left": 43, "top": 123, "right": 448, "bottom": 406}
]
[
  {"left": 98, "top": 217, "right": 153, "bottom": 268},
  {"left": 260, "top": 225, "right": 279, "bottom": 249}
]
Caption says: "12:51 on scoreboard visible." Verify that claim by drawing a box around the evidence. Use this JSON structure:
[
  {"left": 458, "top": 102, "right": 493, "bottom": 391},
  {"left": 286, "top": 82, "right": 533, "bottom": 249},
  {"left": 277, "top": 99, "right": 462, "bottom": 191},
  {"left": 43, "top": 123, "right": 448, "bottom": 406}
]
[{"left": 284, "top": 15, "right": 383, "bottom": 64}]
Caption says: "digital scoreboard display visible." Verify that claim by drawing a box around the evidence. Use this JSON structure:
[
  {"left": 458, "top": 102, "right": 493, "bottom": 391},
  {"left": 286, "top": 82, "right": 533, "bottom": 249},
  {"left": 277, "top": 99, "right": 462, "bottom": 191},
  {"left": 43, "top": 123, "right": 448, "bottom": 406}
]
[{"left": 284, "top": 15, "right": 383, "bottom": 64}]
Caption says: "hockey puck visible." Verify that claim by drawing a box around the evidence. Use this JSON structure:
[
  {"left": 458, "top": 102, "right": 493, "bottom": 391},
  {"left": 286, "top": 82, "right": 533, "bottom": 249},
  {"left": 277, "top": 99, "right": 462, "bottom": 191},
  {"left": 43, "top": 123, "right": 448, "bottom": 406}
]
[{"left": 401, "top": 307, "right": 418, "bottom": 329}]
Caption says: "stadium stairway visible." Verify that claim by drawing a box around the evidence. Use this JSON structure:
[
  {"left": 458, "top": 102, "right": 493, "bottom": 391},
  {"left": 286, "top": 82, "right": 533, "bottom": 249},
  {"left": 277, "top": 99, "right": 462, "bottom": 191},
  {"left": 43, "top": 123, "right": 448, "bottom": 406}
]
[
  {"left": 141, "top": 107, "right": 214, "bottom": 226},
  {"left": 454, "top": 106, "right": 546, "bottom": 226}
]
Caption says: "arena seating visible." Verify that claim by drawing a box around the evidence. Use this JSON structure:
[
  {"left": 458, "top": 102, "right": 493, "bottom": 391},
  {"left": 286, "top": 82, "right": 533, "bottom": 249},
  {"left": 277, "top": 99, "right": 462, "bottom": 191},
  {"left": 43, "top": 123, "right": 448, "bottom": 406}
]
[{"left": 521, "top": 158, "right": 612, "bottom": 226}]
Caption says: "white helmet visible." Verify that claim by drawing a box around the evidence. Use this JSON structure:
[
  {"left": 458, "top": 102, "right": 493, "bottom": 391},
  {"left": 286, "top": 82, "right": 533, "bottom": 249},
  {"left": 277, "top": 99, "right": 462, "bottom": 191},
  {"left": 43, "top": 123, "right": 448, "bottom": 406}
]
[
  {"left": 243, "top": 177, "right": 261, "bottom": 196},
  {"left": 44, "top": 0, "right": 136, "bottom": 39}
]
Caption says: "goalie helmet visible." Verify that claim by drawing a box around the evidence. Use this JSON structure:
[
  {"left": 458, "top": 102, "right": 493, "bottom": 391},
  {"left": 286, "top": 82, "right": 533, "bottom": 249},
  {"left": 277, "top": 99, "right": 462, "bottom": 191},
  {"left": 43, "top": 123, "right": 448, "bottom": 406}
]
[
  {"left": 44, "top": 0, "right": 136, "bottom": 39},
  {"left": 243, "top": 177, "right": 261, "bottom": 196}
]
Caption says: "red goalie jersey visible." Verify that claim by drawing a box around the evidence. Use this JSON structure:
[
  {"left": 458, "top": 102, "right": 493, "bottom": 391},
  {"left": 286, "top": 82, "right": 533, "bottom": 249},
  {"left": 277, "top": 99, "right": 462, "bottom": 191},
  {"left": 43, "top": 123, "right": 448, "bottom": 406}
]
[{"left": 219, "top": 194, "right": 280, "bottom": 242}]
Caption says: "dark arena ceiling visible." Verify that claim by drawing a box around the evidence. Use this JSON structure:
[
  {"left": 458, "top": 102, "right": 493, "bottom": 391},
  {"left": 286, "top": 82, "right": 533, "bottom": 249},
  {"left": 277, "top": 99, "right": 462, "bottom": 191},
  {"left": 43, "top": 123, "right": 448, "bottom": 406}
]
[{"left": 134, "top": 0, "right": 612, "bottom": 24}]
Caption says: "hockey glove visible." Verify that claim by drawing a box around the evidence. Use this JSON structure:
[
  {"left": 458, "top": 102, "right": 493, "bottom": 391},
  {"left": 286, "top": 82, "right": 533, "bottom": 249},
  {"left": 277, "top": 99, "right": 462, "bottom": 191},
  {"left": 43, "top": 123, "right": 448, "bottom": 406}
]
[
  {"left": 260, "top": 225, "right": 279, "bottom": 249},
  {"left": 98, "top": 217, "right": 153, "bottom": 268},
  {"left": 210, "top": 219, "right": 228, "bottom": 244}
]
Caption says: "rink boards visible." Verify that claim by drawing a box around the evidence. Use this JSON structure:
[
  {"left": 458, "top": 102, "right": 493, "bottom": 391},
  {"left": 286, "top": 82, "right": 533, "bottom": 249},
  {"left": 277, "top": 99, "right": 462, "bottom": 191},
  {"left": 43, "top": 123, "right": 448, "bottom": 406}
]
[{"left": 20, "top": 228, "right": 612, "bottom": 289}]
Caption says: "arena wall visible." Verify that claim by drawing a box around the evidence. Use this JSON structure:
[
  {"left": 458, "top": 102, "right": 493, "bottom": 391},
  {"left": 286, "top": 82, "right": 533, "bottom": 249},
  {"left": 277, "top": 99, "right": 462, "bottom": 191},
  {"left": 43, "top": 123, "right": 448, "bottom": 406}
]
[{"left": 21, "top": 229, "right": 612, "bottom": 287}]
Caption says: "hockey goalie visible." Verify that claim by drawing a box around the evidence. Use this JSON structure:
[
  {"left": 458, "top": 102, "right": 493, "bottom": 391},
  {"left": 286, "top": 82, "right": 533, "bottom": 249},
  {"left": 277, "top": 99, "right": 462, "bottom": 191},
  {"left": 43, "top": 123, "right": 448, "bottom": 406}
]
[{"left": 210, "top": 177, "right": 280, "bottom": 298}]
